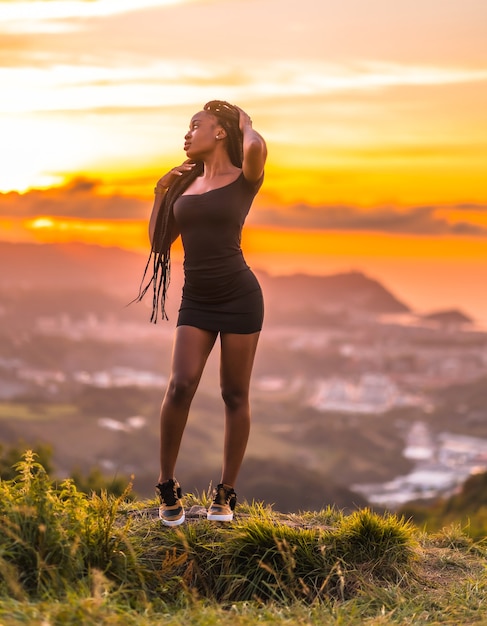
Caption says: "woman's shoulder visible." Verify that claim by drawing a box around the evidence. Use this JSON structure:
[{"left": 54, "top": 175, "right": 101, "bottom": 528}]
[{"left": 240, "top": 170, "right": 264, "bottom": 193}]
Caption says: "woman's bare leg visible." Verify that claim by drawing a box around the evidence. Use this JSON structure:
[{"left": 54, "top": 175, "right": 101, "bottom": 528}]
[
  {"left": 158, "top": 325, "right": 217, "bottom": 483},
  {"left": 219, "top": 331, "right": 260, "bottom": 487}
]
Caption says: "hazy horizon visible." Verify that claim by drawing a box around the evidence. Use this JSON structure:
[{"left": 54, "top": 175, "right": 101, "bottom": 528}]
[{"left": 1, "top": 239, "right": 486, "bottom": 326}]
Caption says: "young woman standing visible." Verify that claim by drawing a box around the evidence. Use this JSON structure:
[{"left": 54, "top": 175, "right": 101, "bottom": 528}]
[{"left": 137, "top": 101, "right": 267, "bottom": 525}]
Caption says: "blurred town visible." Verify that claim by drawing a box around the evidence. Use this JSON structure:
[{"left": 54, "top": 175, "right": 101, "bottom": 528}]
[{"left": 1, "top": 242, "right": 487, "bottom": 511}]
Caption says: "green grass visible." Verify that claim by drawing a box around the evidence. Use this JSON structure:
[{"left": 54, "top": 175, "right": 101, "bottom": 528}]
[
  {"left": 1, "top": 452, "right": 487, "bottom": 625},
  {"left": 0, "top": 402, "right": 78, "bottom": 421}
]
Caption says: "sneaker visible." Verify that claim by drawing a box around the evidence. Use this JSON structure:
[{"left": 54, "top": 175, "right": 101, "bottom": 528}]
[
  {"left": 156, "top": 479, "right": 185, "bottom": 526},
  {"left": 207, "top": 483, "right": 237, "bottom": 521}
]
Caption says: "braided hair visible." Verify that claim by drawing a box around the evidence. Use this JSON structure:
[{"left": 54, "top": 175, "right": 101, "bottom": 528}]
[
  {"left": 204, "top": 100, "right": 243, "bottom": 167},
  {"left": 134, "top": 100, "right": 243, "bottom": 322}
]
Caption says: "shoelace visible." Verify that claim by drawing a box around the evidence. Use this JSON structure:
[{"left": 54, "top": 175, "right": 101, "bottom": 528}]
[
  {"left": 214, "top": 485, "right": 235, "bottom": 506},
  {"left": 158, "top": 482, "right": 179, "bottom": 506}
]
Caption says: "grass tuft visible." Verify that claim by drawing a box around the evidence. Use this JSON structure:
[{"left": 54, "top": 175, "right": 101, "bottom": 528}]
[
  {"left": 0, "top": 451, "right": 141, "bottom": 601},
  {"left": 1, "top": 451, "right": 486, "bottom": 624}
]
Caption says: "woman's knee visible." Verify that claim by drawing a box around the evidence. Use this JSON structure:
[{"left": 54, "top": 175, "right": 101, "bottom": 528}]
[
  {"left": 221, "top": 386, "right": 248, "bottom": 411},
  {"left": 166, "top": 376, "right": 199, "bottom": 404}
]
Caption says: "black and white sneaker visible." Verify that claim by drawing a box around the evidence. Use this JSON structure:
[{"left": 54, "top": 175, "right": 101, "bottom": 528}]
[
  {"left": 207, "top": 483, "right": 237, "bottom": 522},
  {"left": 156, "top": 479, "right": 185, "bottom": 526}
]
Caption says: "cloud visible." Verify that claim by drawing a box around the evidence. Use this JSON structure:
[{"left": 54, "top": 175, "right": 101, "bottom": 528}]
[
  {"left": 250, "top": 204, "right": 487, "bottom": 236},
  {"left": 455, "top": 203, "right": 487, "bottom": 212},
  {"left": 2, "top": 179, "right": 487, "bottom": 238},
  {"left": 0, "top": 0, "right": 194, "bottom": 28},
  {"left": 0, "top": 178, "right": 149, "bottom": 220}
]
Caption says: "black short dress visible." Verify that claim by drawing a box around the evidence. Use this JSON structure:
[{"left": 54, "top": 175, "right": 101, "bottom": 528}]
[{"left": 173, "top": 172, "right": 264, "bottom": 334}]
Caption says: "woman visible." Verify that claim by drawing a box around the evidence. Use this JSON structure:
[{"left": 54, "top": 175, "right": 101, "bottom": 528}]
[{"left": 137, "top": 100, "right": 267, "bottom": 525}]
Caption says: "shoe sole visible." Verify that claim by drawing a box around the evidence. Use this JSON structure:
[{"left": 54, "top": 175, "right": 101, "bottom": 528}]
[
  {"left": 160, "top": 512, "right": 185, "bottom": 527},
  {"left": 207, "top": 512, "right": 233, "bottom": 522}
]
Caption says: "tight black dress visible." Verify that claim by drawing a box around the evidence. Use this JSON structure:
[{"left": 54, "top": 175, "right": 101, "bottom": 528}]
[{"left": 173, "top": 172, "right": 264, "bottom": 334}]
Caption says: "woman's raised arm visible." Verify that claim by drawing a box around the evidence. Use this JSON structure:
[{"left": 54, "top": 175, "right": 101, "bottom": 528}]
[{"left": 237, "top": 107, "right": 267, "bottom": 183}]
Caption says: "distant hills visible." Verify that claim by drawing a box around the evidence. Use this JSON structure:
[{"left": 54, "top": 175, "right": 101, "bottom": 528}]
[
  {"left": 259, "top": 271, "right": 410, "bottom": 319},
  {"left": 0, "top": 242, "right": 413, "bottom": 323},
  {"left": 421, "top": 309, "right": 473, "bottom": 326},
  {"left": 0, "top": 241, "right": 145, "bottom": 292}
]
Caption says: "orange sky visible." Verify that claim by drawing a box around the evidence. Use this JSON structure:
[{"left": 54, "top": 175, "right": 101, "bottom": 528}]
[{"left": 1, "top": 0, "right": 487, "bottom": 320}]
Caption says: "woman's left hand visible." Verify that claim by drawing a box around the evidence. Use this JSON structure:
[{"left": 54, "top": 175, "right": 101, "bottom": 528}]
[{"left": 236, "top": 106, "right": 253, "bottom": 133}]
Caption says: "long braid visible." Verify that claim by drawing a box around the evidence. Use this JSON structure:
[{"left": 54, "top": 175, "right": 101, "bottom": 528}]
[
  {"left": 133, "top": 162, "right": 203, "bottom": 321},
  {"left": 134, "top": 100, "right": 242, "bottom": 322}
]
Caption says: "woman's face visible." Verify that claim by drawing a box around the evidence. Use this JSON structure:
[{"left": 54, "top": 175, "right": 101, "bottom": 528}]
[{"left": 184, "top": 111, "right": 221, "bottom": 159}]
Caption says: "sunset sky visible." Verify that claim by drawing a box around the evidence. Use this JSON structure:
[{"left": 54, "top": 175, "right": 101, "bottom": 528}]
[{"left": 1, "top": 0, "right": 487, "bottom": 321}]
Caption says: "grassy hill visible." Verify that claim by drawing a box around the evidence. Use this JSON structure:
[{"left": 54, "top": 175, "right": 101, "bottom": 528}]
[{"left": 1, "top": 452, "right": 487, "bottom": 625}]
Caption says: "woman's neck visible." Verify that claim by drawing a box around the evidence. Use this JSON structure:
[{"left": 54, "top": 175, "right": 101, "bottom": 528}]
[{"left": 201, "top": 154, "right": 239, "bottom": 179}]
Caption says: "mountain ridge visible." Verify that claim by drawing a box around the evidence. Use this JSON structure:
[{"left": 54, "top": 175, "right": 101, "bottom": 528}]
[{"left": 0, "top": 241, "right": 411, "bottom": 319}]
